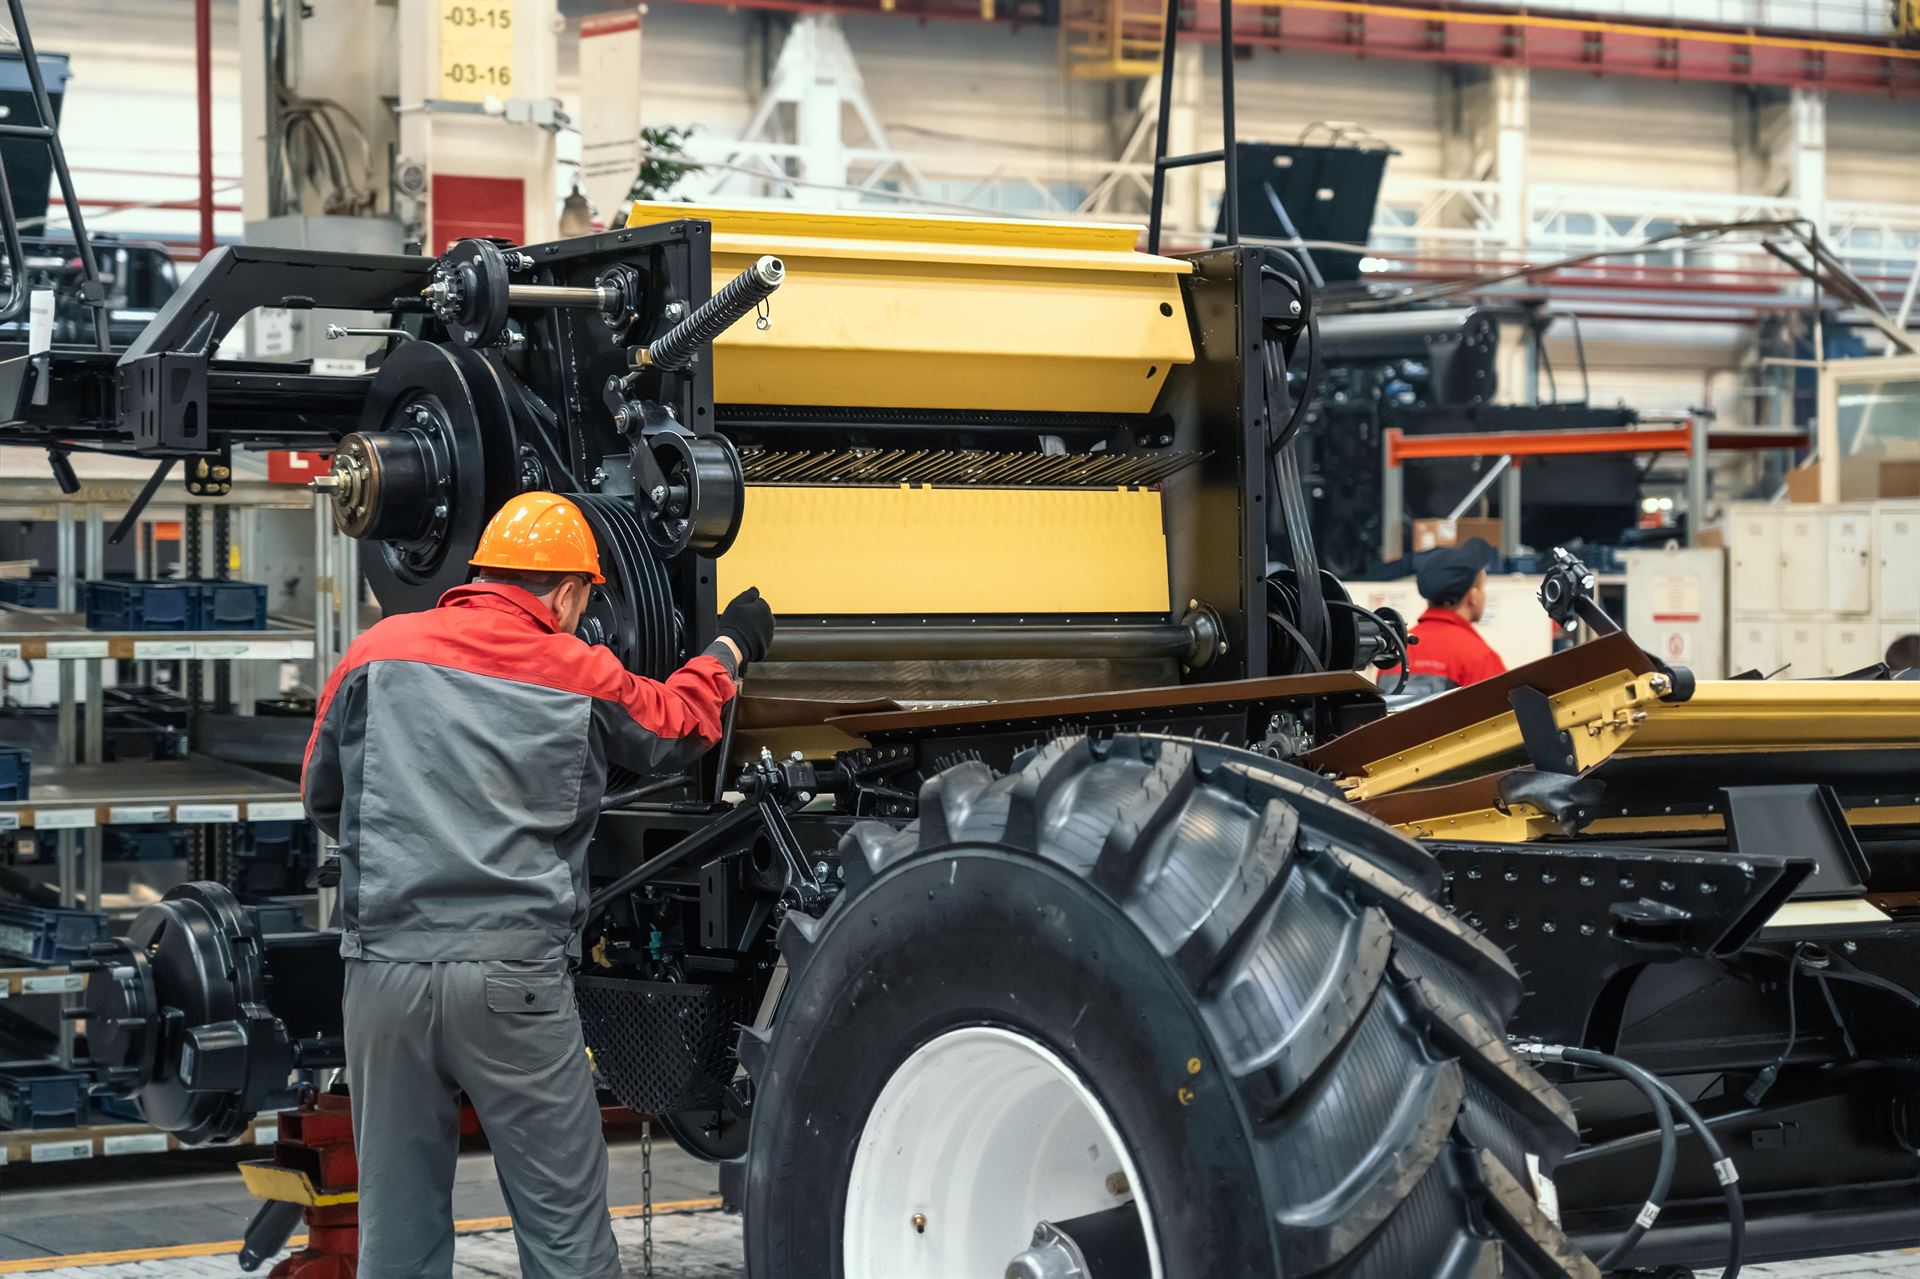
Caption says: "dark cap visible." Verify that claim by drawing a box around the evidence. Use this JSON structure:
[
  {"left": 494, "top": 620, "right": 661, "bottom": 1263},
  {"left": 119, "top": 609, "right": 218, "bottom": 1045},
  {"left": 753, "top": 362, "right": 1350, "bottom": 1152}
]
[{"left": 1416, "top": 537, "right": 1495, "bottom": 606}]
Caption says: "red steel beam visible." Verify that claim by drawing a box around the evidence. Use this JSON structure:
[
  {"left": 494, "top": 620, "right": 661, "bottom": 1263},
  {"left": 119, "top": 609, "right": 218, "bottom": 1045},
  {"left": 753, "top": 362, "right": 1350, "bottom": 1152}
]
[
  {"left": 1384, "top": 424, "right": 1806, "bottom": 463},
  {"left": 195, "top": 0, "right": 214, "bottom": 257}
]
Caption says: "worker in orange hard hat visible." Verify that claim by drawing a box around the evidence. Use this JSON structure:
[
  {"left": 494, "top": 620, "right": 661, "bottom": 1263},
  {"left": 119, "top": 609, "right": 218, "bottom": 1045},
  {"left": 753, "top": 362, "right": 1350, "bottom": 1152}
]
[{"left": 301, "top": 490, "right": 773, "bottom": 1279}]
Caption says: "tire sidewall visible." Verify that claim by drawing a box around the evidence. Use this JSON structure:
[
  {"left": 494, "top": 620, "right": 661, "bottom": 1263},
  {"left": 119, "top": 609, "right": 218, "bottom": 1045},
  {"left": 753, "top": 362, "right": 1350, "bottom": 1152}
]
[{"left": 743, "top": 845, "right": 1277, "bottom": 1278}]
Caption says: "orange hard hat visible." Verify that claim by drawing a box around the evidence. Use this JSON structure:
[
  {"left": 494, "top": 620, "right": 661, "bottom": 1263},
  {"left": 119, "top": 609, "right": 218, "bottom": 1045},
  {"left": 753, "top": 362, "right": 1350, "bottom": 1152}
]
[{"left": 469, "top": 492, "right": 605, "bottom": 583}]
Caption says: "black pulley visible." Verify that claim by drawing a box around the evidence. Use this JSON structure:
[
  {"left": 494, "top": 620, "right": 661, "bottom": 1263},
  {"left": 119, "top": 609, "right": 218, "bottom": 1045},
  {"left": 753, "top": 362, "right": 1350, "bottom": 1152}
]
[
  {"left": 636, "top": 431, "right": 746, "bottom": 558},
  {"left": 573, "top": 493, "right": 679, "bottom": 682},
  {"left": 573, "top": 494, "right": 682, "bottom": 792},
  {"left": 349, "top": 341, "right": 518, "bottom": 615},
  {"left": 428, "top": 237, "right": 513, "bottom": 348}
]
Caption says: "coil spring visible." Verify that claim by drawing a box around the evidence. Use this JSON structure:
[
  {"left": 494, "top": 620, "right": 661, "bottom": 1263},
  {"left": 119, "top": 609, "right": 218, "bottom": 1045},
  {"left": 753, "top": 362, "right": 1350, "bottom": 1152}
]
[{"left": 647, "top": 255, "right": 784, "bottom": 371}]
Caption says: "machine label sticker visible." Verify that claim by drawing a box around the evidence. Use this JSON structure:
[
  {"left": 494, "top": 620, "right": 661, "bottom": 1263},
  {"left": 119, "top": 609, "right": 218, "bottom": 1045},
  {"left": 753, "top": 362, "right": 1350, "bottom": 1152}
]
[
  {"left": 0, "top": 643, "right": 20, "bottom": 661},
  {"left": 195, "top": 642, "right": 252, "bottom": 659},
  {"left": 134, "top": 640, "right": 197, "bottom": 659},
  {"left": 21, "top": 975, "right": 85, "bottom": 995},
  {"left": 36, "top": 808, "right": 97, "bottom": 830},
  {"left": 177, "top": 804, "right": 241, "bottom": 824},
  {"left": 104, "top": 1132, "right": 169, "bottom": 1156},
  {"left": 109, "top": 805, "right": 172, "bottom": 825},
  {"left": 30, "top": 1139, "right": 90, "bottom": 1163},
  {"left": 248, "top": 802, "right": 307, "bottom": 822},
  {"left": 254, "top": 1122, "right": 278, "bottom": 1145},
  {"left": 0, "top": 812, "right": 18, "bottom": 833},
  {"left": 253, "top": 307, "right": 294, "bottom": 358},
  {"left": 46, "top": 640, "right": 109, "bottom": 658}
]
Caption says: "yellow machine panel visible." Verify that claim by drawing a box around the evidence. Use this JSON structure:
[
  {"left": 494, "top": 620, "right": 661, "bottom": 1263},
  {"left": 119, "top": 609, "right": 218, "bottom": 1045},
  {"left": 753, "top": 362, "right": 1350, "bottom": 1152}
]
[
  {"left": 717, "top": 484, "right": 1171, "bottom": 616},
  {"left": 624, "top": 202, "right": 1194, "bottom": 414}
]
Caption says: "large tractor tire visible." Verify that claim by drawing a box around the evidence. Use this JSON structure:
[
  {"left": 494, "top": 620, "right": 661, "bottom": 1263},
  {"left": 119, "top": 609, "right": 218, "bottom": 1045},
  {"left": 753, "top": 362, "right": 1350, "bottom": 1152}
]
[{"left": 740, "top": 734, "right": 1595, "bottom": 1278}]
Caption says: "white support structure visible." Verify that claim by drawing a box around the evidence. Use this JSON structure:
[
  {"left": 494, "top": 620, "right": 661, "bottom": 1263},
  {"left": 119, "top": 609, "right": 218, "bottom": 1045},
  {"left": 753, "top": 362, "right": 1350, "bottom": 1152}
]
[{"left": 683, "top": 16, "right": 924, "bottom": 208}]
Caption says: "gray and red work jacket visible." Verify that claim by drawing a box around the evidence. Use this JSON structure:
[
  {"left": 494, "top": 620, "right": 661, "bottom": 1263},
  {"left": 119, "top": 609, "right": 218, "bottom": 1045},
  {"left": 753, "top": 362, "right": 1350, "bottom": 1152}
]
[{"left": 301, "top": 582, "right": 737, "bottom": 962}]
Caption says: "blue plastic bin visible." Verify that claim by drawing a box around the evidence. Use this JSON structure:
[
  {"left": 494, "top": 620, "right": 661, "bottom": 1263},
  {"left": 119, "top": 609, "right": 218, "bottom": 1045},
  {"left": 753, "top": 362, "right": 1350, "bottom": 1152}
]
[
  {"left": 194, "top": 581, "right": 268, "bottom": 630},
  {"left": 83, "top": 580, "right": 198, "bottom": 631},
  {"left": 0, "top": 746, "right": 27, "bottom": 802},
  {"left": 0, "top": 1062, "right": 90, "bottom": 1130},
  {"left": 0, "top": 900, "right": 110, "bottom": 964}
]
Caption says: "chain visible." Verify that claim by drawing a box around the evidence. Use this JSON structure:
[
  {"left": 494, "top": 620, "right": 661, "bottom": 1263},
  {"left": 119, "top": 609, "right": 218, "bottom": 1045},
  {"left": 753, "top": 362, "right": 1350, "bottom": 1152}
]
[{"left": 641, "top": 1118, "right": 654, "bottom": 1276}]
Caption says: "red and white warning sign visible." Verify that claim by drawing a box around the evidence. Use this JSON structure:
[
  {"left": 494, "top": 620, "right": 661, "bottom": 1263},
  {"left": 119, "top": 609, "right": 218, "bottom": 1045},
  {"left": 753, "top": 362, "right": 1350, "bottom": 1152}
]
[{"left": 1662, "top": 630, "right": 1692, "bottom": 661}]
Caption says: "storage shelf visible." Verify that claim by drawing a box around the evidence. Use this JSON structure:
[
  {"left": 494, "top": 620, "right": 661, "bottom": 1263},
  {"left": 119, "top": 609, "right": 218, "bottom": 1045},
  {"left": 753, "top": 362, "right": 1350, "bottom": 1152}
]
[
  {"left": 0, "top": 757, "right": 302, "bottom": 831},
  {"left": 0, "top": 1112, "right": 280, "bottom": 1165},
  {"left": 0, "top": 607, "right": 314, "bottom": 661}
]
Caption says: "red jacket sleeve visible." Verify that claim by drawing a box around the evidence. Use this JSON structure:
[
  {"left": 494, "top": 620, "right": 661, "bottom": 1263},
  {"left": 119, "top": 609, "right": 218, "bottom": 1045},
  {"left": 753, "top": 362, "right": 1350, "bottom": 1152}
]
[{"left": 582, "top": 640, "right": 739, "bottom": 776}]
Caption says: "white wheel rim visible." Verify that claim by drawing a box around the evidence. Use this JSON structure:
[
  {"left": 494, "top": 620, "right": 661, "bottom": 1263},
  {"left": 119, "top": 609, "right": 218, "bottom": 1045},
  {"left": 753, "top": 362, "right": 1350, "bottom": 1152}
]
[{"left": 843, "top": 1025, "right": 1163, "bottom": 1278}]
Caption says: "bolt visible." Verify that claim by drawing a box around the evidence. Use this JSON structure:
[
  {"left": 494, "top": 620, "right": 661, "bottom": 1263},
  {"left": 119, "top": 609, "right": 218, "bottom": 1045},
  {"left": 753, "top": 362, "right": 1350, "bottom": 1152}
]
[
  {"left": 1648, "top": 672, "right": 1672, "bottom": 694},
  {"left": 411, "top": 404, "right": 432, "bottom": 424},
  {"left": 508, "top": 251, "right": 534, "bottom": 271},
  {"left": 790, "top": 750, "right": 805, "bottom": 763},
  {"left": 650, "top": 485, "right": 669, "bottom": 506},
  {"left": 813, "top": 860, "right": 829, "bottom": 879},
  {"left": 433, "top": 503, "right": 449, "bottom": 520},
  {"left": 663, "top": 300, "right": 687, "bottom": 322},
  {"left": 325, "top": 323, "right": 347, "bottom": 340},
  {"left": 797, "top": 792, "right": 813, "bottom": 804},
  {"left": 590, "top": 467, "right": 607, "bottom": 489},
  {"left": 1579, "top": 921, "right": 1596, "bottom": 936},
  {"left": 1289, "top": 299, "right": 1302, "bottom": 315},
  {"left": 1843, "top": 940, "right": 1858, "bottom": 954}
]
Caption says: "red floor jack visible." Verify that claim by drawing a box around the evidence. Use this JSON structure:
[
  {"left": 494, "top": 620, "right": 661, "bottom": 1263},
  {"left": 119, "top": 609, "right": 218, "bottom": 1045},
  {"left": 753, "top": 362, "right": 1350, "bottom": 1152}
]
[{"left": 234, "top": 1090, "right": 481, "bottom": 1276}]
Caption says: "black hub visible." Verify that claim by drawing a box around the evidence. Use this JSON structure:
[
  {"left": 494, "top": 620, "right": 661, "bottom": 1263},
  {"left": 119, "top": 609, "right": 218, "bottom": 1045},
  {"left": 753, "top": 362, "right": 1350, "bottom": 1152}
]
[
  {"left": 351, "top": 342, "right": 518, "bottom": 614},
  {"left": 82, "top": 884, "right": 295, "bottom": 1145},
  {"left": 429, "top": 237, "right": 513, "bottom": 348}
]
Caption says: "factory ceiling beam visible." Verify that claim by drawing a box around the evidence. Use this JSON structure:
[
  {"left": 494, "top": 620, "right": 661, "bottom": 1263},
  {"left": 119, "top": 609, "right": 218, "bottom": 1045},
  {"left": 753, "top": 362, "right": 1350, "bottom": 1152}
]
[{"left": 678, "top": 0, "right": 1920, "bottom": 97}]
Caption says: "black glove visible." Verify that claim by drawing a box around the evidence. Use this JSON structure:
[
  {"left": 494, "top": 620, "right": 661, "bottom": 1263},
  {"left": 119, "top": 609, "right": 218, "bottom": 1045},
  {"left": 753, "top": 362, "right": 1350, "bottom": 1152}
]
[{"left": 718, "top": 586, "right": 775, "bottom": 665}]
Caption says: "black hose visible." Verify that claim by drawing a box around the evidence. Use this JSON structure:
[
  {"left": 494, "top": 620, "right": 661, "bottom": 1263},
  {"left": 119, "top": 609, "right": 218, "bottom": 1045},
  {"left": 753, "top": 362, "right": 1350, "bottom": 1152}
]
[
  {"left": 599, "top": 773, "right": 692, "bottom": 811},
  {"left": 1325, "top": 598, "right": 1409, "bottom": 694},
  {"left": 1520, "top": 1043, "right": 1678, "bottom": 1271},
  {"left": 1646, "top": 1075, "right": 1746, "bottom": 1279}
]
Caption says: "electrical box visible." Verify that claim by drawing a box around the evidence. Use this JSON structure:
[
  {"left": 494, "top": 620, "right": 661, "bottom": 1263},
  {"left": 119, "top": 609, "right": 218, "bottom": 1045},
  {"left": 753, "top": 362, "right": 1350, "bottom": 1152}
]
[
  {"left": 1623, "top": 546, "right": 1725, "bottom": 679},
  {"left": 1824, "top": 620, "right": 1881, "bottom": 674},
  {"left": 1826, "top": 507, "right": 1875, "bottom": 616},
  {"left": 1778, "top": 618, "right": 1825, "bottom": 677},
  {"left": 1877, "top": 505, "right": 1920, "bottom": 621},
  {"left": 1777, "top": 510, "right": 1826, "bottom": 614},
  {"left": 1727, "top": 504, "right": 1782, "bottom": 613},
  {"left": 1729, "top": 617, "right": 1779, "bottom": 676}
]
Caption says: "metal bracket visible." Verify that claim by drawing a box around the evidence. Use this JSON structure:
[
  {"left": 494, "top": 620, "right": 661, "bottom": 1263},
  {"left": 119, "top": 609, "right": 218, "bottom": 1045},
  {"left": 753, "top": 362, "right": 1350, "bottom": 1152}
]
[{"left": 1509, "top": 685, "right": 1578, "bottom": 775}]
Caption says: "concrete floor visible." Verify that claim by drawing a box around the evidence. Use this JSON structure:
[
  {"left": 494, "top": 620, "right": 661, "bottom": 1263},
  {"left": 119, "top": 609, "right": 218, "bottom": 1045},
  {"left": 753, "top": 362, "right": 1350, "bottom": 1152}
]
[{"left": 2, "top": 1140, "right": 1916, "bottom": 1276}]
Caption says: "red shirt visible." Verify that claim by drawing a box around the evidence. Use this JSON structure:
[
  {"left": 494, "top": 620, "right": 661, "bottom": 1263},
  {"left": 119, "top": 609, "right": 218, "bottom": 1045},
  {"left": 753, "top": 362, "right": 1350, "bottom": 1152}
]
[{"left": 1391, "top": 606, "right": 1507, "bottom": 688}]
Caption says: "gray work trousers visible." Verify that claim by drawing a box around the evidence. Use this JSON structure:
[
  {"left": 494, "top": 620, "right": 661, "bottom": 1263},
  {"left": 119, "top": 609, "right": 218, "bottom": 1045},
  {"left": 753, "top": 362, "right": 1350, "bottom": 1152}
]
[{"left": 343, "top": 956, "right": 620, "bottom": 1279}]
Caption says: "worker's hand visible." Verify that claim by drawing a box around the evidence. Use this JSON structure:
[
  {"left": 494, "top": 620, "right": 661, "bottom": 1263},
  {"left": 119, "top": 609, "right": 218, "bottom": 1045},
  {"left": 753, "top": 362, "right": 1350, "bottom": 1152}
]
[{"left": 718, "top": 587, "right": 775, "bottom": 665}]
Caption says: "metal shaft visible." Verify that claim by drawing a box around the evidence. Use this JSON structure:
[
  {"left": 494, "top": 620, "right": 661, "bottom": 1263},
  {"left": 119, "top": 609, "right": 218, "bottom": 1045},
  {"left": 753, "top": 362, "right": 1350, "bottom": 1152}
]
[
  {"left": 767, "top": 621, "right": 1199, "bottom": 664},
  {"left": 506, "top": 283, "right": 616, "bottom": 310}
]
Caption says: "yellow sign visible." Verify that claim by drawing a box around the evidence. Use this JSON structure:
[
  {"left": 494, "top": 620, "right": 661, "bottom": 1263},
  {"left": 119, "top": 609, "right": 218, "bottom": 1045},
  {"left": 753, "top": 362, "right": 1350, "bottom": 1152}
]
[{"left": 438, "top": 1, "right": 515, "bottom": 103}]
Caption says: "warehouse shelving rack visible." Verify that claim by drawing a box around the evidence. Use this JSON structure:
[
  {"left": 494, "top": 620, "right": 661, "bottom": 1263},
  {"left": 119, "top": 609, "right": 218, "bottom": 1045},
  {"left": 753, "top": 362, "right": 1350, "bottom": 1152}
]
[{"left": 0, "top": 460, "right": 359, "bottom": 1108}]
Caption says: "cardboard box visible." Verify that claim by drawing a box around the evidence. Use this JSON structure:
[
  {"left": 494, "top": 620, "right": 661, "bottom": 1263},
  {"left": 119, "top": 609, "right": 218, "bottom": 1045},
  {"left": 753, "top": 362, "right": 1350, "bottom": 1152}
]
[
  {"left": 1410, "top": 518, "right": 1503, "bottom": 553},
  {"left": 1881, "top": 460, "right": 1920, "bottom": 499},
  {"left": 1786, "top": 461, "right": 1878, "bottom": 504}
]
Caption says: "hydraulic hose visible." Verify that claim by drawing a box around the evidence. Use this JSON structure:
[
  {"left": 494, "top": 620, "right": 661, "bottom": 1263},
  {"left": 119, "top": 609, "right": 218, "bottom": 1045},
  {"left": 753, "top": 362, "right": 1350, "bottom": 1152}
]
[
  {"left": 1646, "top": 1074, "right": 1746, "bottom": 1279},
  {"left": 1515, "top": 1042, "right": 1677, "bottom": 1272}
]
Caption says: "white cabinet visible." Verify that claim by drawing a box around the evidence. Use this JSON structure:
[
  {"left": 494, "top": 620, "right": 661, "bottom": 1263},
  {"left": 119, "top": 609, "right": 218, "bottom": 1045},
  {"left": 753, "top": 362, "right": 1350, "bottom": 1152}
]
[
  {"left": 1728, "top": 506, "right": 1782, "bottom": 613},
  {"left": 1777, "top": 618, "right": 1825, "bottom": 677},
  {"left": 1878, "top": 506, "right": 1920, "bottom": 620},
  {"left": 1623, "top": 547, "right": 1725, "bottom": 678},
  {"left": 1778, "top": 511, "right": 1827, "bottom": 613},
  {"left": 1729, "top": 617, "right": 1779, "bottom": 675},
  {"left": 1824, "top": 620, "right": 1881, "bottom": 673},
  {"left": 1826, "top": 508, "right": 1875, "bottom": 616}
]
